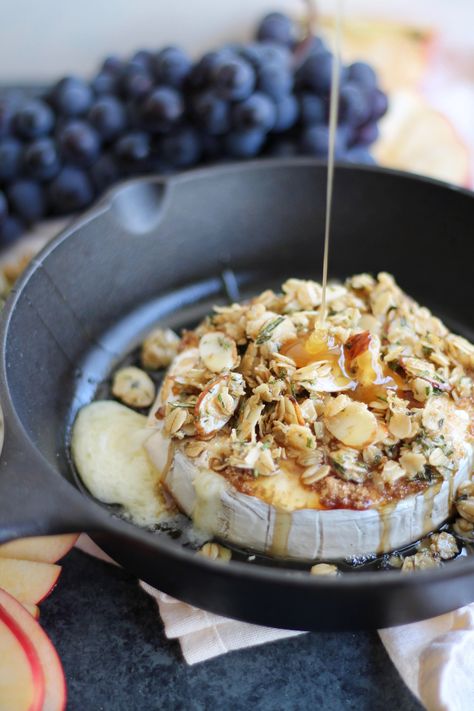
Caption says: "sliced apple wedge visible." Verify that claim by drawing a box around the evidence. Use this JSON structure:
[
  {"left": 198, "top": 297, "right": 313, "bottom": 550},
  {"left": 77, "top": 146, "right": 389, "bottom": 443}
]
[
  {"left": 0, "top": 589, "right": 66, "bottom": 711},
  {"left": 22, "top": 603, "right": 40, "bottom": 620},
  {"left": 0, "top": 600, "right": 45, "bottom": 711},
  {"left": 0, "top": 558, "right": 61, "bottom": 605},
  {"left": 0, "top": 534, "right": 79, "bottom": 564}
]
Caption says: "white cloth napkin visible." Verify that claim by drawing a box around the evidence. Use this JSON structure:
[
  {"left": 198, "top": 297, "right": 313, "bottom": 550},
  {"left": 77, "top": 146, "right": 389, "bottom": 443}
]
[{"left": 76, "top": 534, "right": 474, "bottom": 711}]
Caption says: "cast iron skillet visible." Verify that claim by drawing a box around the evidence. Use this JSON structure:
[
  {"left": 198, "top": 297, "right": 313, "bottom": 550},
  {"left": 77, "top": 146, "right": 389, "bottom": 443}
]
[{"left": 0, "top": 158, "right": 473, "bottom": 631}]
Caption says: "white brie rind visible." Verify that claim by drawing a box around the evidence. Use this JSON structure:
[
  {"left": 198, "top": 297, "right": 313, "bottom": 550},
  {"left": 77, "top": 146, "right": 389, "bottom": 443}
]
[{"left": 145, "top": 426, "right": 473, "bottom": 561}]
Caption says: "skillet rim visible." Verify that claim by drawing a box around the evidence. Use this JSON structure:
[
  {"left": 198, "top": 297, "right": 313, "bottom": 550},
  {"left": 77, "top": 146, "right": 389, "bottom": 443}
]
[{"left": 1, "top": 157, "right": 474, "bottom": 593}]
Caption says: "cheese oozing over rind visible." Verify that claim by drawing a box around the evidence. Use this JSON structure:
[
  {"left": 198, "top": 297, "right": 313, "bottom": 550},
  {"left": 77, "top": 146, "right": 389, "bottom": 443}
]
[{"left": 72, "top": 401, "right": 175, "bottom": 527}]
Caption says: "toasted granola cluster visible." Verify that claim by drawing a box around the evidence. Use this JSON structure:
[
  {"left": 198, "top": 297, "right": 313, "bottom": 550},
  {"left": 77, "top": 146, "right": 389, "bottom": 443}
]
[{"left": 155, "top": 273, "right": 474, "bottom": 510}]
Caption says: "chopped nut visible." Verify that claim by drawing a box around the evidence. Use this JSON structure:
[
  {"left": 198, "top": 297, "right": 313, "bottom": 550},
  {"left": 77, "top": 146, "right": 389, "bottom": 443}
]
[
  {"left": 195, "top": 373, "right": 244, "bottom": 437},
  {"left": 299, "top": 398, "right": 318, "bottom": 423},
  {"left": 455, "top": 482, "right": 474, "bottom": 523},
  {"left": 286, "top": 424, "right": 316, "bottom": 451},
  {"left": 301, "top": 464, "right": 330, "bottom": 485},
  {"left": 363, "top": 444, "right": 383, "bottom": 467},
  {"left": 329, "top": 448, "right": 367, "bottom": 483},
  {"left": 429, "top": 532, "right": 458, "bottom": 560},
  {"left": 446, "top": 334, "right": 474, "bottom": 369},
  {"left": 164, "top": 406, "right": 188, "bottom": 436},
  {"left": 112, "top": 366, "right": 155, "bottom": 408},
  {"left": 310, "top": 563, "right": 339, "bottom": 576},
  {"left": 184, "top": 440, "right": 208, "bottom": 458},
  {"left": 237, "top": 394, "right": 265, "bottom": 442},
  {"left": 401, "top": 550, "right": 440, "bottom": 572},
  {"left": 198, "top": 542, "right": 232, "bottom": 562},
  {"left": 198, "top": 331, "right": 238, "bottom": 373},
  {"left": 411, "top": 377, "right": 432, "bottom": 403},
  {"left": 399, "top": 451, "right": 426, "bottom": 477},
  {"left": 380, "top": 460, "right": 406, "bottom": 486},
  {"left": 453, "top": 517, "right": 474, "bottom": 537},
  {"left": 325, "top": 400, "right": 378, "bottom": 448},
  {"left": 388, "top": 412, "right": 413, "bottom": 440},
  {"left": 141, "top": 327, "right": 180, "bottom": 369}
]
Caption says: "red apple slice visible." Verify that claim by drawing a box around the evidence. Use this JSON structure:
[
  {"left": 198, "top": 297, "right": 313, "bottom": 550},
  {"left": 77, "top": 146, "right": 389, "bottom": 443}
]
[
  {"left": 0, "top": 559, "right": 61, "bottom": 605},
  {"left": 0, "top": 601, "right": 45, "bottom": 711},
  {"left": 22, "top": 603, "right": 40, "bottom": 620},
  {"left": 0, "top": 589, "right": 66, "bottom": 711},
  {"left": 0, "top": 534, "right": 79, "bottom": 564}
]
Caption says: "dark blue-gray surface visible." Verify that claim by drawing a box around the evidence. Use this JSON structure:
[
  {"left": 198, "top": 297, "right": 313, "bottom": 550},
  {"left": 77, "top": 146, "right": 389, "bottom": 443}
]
[{"left": 40, "top": 550, "right": 423, "bottom": 711}]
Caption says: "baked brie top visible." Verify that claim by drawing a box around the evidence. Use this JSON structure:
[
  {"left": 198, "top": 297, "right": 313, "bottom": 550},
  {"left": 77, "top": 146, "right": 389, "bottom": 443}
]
[{"left": 144, "top": 273, "right": 474, "bottom": 559}]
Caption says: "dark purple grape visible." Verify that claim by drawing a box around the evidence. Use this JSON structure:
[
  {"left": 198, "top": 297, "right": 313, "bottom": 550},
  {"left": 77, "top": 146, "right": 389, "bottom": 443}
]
[
  {"left": 119, "top": 66, "right": 153, "bottom": 100},
  {"left": 50, "top": 77, "right": 93, "bottom": 117},
  {"left": 14, "top": 99, "right": 54, "bottom": 139},
  {"left": 23, "top": 137, "right": 61, "bottom": 180},
  {"left": 130, "top": 50, "right": 153, "bottom": 73},
  {"left": 7, "top": 179, "right": 45, "bottom": 223},
  {"left": 0, "top": 97, "right": 18, "bottom": 138},
  {"left": 347, "top": 61, "right": 378, "bottom": 91},
  {"left": 90, "top": 153, "right": 120, "bottom": 192},
  {"left": 88, "top": 96, "right": 127, "bottom": 140},
  {"left": 0, "top": 189, "right": 8, "bottom": 223},
  {"left": 140, "top": 87, "right": 184, "bottom": 133},
  {"left": 296, "top": 51, "right": 347, "bottom": 95},
  {"left": 256, "top": 12, "right": 295, "bottom": 47},
  {"left": 192, "top": 92, "right": 230, "bottom": 136},
  {"left": 200, "top": 133, "right": 222, "bottom": 161},
  {"left": 338, "top": 82, "right": 371, "bottom": 127},
  {"left": 240, "top": 42, "right": 290, "bottom": 70},
  {"left": 232, "top": 92, "right": 276, "bottom": 132},
  {"left": 101, "top": 55, "right": 123, "bottom": 74},
  {"left": 58, "top": 120, "right": 101, "bottom": 166},
  {"left": 159, "top": 126, "right": 202, "bottom": 168},
  {"left": 91, "top": 71, "right": 119, "bottom": 96},
  {"left": 212, "top": 57, "right": 255, "bottom": 102},
  {"left": 48, "top": 166, "right": 94, "bottom": 213},
  {"left": 302, "top": 35, "right": 327, "bottom": 57},
  {"left": 266, "top": 138, "right": 298, "bottom": 157},
  {"left": 152, "top": 46, "right": 191, "bottom": 88},
  {"left": 370, "top": 88, "right": 389, "bottom": 121},
  {"left": 0, "top": 138, "right": 22, "bottom": 182},
  {"left": 257, "top": 61, "right": 292, "bottom": 100},
  {"left": 355, "top": 121, "right": 379, "bottom": 146},
  {"left": 224, "top": 129, "right": 266, "bottom": 158},
  {"left": 187, "top": 49, "right": 235, "bottom": 91},
  {"left": 343, "top": 146, "right": 376, "bottom": 165},
  {"left": 271, "top": 94, "right": 299, "bottom": 133},
  {"left": 300, "top": 124, "right": 348, "bottom": 158},
  {"left": 298, "top": 92, "right": 325, "bottom": 126},
  {"left": 114, "top": 131, "right": 150, "bottom": 170},
  {"left": 0, "top": 216, "right": 24, "bottom": 246}
]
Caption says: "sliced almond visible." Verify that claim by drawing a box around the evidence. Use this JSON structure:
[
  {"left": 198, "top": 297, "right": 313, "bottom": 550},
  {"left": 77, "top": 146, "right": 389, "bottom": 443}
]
[
  {"left": 195, "top": 373, "right": 243, "bottom": 437},
  {"left": 325, "top": 400, "right": 378, "bottom": 448},
  {"left": 199, "top": 331, "right": 238, "bottom": 373},
  {"left": 388, "top": 412, "right": 412, "bottom": 439}
]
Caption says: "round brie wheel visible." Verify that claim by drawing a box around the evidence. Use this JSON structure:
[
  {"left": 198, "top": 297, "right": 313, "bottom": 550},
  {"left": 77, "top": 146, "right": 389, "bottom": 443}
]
[{"left": 145, "top": 428, "right": 473, "bottom": 561}]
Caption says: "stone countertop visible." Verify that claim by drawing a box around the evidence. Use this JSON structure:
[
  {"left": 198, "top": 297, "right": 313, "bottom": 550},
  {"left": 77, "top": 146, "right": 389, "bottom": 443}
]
[{"left": 40, "top": 549, "right": 423, "bottom": 711}]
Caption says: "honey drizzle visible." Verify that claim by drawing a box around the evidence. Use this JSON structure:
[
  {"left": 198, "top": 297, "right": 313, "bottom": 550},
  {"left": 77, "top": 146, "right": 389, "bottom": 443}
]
[
  {"left": 270, "top": 509, "right": 292, "bottom": 558},
  {"left": 319, "top": 0, "right": 344, "bottom": 326}
]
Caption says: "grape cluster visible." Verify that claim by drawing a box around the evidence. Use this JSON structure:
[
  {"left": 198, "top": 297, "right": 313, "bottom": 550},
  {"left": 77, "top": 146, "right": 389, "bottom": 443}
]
[{"left": 0, "top": 11, "right": 387, "bottom": 246}]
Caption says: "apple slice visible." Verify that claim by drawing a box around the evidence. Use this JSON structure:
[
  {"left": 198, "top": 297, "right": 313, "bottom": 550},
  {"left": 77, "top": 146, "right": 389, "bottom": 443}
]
[
  {"left": 0, "top": 534, "right": 79, "bottom": 564},
  {"left": 374, "top": 90, "right": 470, "bottom": 186},
  {"left": 22, "top": 603, "right": 40, "bottom": 620},
  {"left": 0, "top": 601, "right": 45, "bottom": 711},
  {"left": 0, "top": 558, "right": 61, "bottom": 605},
  {"left": 0, "top": 589, "right": 66, "bottom": 711}
]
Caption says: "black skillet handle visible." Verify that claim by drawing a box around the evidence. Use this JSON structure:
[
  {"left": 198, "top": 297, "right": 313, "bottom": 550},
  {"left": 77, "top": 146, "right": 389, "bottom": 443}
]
[{"left": 0, "top": 417, "right": 106, "bottom": 544}]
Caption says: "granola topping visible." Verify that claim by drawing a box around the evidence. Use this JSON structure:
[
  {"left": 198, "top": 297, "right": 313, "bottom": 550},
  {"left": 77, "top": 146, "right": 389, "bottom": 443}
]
[{"left": 156, "top": 274, "right": 474, "bottom": 511}]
